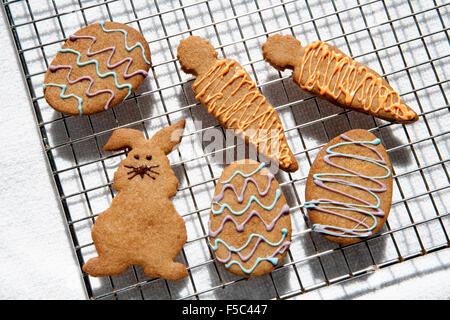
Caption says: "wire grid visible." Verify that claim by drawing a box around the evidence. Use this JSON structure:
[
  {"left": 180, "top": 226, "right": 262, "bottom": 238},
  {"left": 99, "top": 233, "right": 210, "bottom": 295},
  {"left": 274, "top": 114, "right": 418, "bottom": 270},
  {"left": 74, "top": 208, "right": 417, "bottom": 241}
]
[{"left": 2, "top": 0, "right": 449, "bottom": 300}]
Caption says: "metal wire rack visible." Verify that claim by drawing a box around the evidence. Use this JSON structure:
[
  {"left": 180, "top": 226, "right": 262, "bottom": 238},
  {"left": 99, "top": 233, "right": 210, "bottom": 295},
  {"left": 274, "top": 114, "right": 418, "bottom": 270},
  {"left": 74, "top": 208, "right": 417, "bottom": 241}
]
[{"left": 2, "top": 0, "right": 449, "bottom": 300}]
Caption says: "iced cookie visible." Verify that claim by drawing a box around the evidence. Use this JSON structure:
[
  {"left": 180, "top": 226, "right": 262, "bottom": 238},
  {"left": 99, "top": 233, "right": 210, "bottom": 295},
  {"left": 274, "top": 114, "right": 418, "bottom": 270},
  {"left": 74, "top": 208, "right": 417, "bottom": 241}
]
[
  {"left": 44, "top": 21, "right": 151, "bottom": 115},
  {"left": 177, "top": 36, "right": 298, "bottom": 172},
  {"left": 209, "top": 159, "right": 292, "bottom": 277},
  {"left": 262, "top": 34, "right": 418, "bottom": 123},
  {"left": 304, "top": 129, "right": 393, "bottom": 245},
  {"left": 83, "top": 120, "right": 188, "bottom": 280}
]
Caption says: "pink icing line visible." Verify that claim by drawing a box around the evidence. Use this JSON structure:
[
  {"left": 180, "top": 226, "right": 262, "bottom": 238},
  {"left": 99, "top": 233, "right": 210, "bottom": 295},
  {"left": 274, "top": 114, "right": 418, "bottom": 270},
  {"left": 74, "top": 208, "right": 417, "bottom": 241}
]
[
  {"left": 69, "top": 34, "right": 148, "bottom": 79},
  {"left": 216, "top": 240, "right": 291, "bottom": 264},
  {"left": 306, "top": 200, "right": 373, "bottom": 236},
  {"left": 49, "top": 65, "right": 114, "bottom": 110},
  {"left": 208, "top": 204, "right": 290, "bottom": 237},
  {"left": 210, "top": 164, "right": 290, "bottom": 266},
  {"left": 316, "top": 133, "right": 387, "bottom": 218},
  {"left": 323, "top": 135, "right": 387, "bottom": 194},
  {"left": 212, "top": 174, "right": 275, "bottom": 203},
  {"left": 307, "top": 133, "right": 390, "bottom": 237}
]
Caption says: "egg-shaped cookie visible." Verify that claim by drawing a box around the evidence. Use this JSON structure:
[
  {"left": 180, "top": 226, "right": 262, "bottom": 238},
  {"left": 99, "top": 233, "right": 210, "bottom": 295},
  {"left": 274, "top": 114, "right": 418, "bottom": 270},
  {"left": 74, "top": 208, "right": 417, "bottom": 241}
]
[
  {"left": 209, "top": 159, "right": 292, "bottom": 277},
  {"left": 305, "top": 129, "right": 393, "bottom": 245},
  {"left": 44, "top": 21, "right": 151, "bottom": 115}
]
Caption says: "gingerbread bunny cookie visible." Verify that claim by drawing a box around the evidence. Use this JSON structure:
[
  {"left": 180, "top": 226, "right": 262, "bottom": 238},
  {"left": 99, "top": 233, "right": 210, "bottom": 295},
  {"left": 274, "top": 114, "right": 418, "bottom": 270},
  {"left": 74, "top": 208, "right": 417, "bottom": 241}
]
[
  {"left": 83, "top": 120, "right": 188, "bottom": 280},
  {"left": 177, "top": 36, "right": 298, "bottom": 172},
  {"left": 262, "top": 34, "right": 418, "bottom": 123}
]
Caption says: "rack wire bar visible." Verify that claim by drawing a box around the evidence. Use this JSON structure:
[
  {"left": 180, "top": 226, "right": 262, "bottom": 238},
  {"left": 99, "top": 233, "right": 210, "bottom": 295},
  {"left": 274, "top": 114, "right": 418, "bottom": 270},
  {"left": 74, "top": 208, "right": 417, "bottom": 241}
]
[{"left": 2, "top": 0, "right": 448, "bottom": 300}]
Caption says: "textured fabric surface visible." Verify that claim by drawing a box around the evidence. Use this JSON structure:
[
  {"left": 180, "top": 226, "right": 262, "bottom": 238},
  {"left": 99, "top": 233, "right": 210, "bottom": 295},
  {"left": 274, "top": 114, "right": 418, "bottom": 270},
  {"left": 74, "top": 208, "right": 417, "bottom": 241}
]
[{"left": 0, "top": 13, "right": 86, "bottom": 300}]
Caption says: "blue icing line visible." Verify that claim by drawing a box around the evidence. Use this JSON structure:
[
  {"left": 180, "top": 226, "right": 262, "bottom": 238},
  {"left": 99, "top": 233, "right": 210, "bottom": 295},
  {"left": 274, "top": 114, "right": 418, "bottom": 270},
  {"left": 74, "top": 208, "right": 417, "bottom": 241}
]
[
  {"left": 308, "top": 177, "right": 382, "bottom": 210},
  {"left": 323, "top": 138, "right": 391, "bottom": 180},
  {"left": 306, "top": 199, "right": 379, "bottom": 236},
  {"left": 304, "top": 136, "right": 391, "bottom": 238},
  {"left": 225, "top": 257, "right": 279, "bottom": 274},
  {"left": 305, "top": 198, "right": 380, "bottom": 216},
  {"left": 210, "top": 229, "right": 288, "bottom": 275},
  {"left": 221, "top": 162, "right": 266, "bottom": 184},
  {"left": 311, "top": 223, "right": 376, "bottom": 236},
  {"left": 45, "top": 22, "right": 151, "bottom": 115},
  {"left": 211, "top": 161, "right": 287, "bottom": 274},
  {"left": 99, "top": 22, "right": 151, "bottom": 65},
  {"left": 58, "top": 48, "right": 133, "bottom": 99},
  {"left": 210, "top": 228, "right": 288, "bottom": 252},
  {"left": 42, "top": 83, "right": 83, "bottom": 115},
  {"left": 211, "top": 188, "right": 282, "bottom": 215}
]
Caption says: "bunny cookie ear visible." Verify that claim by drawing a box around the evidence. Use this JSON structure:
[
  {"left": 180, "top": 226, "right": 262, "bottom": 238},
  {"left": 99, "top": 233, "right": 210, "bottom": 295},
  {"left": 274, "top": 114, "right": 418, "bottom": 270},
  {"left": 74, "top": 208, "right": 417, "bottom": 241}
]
[
  {"left": 262, "top": 34, "right": 302, "bottom": 71},
  {"left": 149, "top": 119, "right": 186, "bottom": 155},
  {"left": 177, "top": 36, "right": 218, "bottom": 76},
  {"left": 103, "top": 128, "right": 146, "bottom": 151}
]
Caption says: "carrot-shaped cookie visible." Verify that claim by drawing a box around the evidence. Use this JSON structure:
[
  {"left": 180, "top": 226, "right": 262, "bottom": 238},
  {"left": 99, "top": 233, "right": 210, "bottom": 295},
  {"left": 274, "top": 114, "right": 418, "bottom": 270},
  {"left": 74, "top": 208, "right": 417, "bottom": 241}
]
[
  {"left": 262, "top": 34, "right": 418, "bottom": 124},
  {"left": 177, "top": 36, "right": 298, "bottom": 172}
]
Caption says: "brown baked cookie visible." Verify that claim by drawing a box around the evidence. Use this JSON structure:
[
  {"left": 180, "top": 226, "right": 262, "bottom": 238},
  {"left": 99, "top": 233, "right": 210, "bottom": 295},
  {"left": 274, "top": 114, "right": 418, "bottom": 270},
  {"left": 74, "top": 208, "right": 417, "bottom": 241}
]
[
  {"left": 83, "top": 120, "right": 188, "bottom": 280},
  {"left": 44, "top": 21, "right": 151, "bottom": 116},
  {"left": 177, "top": 36, "right": 298, "bottom": 172},
  {"left": 209, "top": 159, "right": 292, "bottom": 277},
  {"left": 262, "top": 34, "right": 418, "bottom": 124},
  {"left": 304, "top": 129, "right": 393, "bottom": 245}
]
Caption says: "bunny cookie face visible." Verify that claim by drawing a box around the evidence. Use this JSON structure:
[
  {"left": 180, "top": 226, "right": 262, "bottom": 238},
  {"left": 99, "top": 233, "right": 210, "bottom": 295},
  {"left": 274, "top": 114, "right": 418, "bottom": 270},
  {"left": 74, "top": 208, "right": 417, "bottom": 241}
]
[
  {"left": 83, "top": 120, "right": 189, "bottom": 280},
  {"left": 122, "top": 149, "right": 161, "bottom": 181},
  {"left": 112, "top": 141, "right": 178, "bottom": 197}
]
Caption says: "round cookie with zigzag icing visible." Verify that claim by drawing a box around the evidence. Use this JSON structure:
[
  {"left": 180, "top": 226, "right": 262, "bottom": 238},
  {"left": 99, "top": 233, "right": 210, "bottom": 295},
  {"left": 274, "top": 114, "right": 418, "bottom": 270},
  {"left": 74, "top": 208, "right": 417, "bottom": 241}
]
[
  {"left": 304, "top": 129, "right": 393, "bottom": 245},
  {"left": 43, "top": 21, "right": 151, "bottom": 116},
  {"left": 209, "top": 159, "right": 292, "bottom": 277}
]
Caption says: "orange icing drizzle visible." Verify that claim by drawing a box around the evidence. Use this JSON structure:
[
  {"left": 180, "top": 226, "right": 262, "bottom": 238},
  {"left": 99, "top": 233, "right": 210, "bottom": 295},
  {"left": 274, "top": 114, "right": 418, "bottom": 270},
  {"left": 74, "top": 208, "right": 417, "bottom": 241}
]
[
  {"left": 298, "top": 41, "right": 416, "bottom": 121},
  {"left": 193, "top": 60, "right": 292, "bottom": 168}
]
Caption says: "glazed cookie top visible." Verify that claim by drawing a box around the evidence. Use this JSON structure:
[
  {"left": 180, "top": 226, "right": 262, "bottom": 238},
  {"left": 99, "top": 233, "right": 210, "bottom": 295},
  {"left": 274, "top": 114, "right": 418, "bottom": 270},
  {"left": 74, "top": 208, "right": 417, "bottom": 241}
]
[
  {"left": 262, "top": 34, "right": 418, "bottom": 123},
  {"left": 304, "top": 129, "right": 393, "bottom": 245},
  {"left": 177, "top": 36, "right": 298, "bottom": 172},
  {"left": 44, "top": 21, "right": 151, "bottom": 115},
  {"left": 209, "top": 159, "right": 292, "bottom": 277}
]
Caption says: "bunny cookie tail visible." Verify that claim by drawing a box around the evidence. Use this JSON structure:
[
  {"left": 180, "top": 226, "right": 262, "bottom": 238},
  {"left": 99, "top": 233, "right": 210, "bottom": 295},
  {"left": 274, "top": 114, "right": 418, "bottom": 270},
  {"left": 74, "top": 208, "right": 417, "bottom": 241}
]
[{"left": 83, "top": 256, "right": 128, "bottom": 277}]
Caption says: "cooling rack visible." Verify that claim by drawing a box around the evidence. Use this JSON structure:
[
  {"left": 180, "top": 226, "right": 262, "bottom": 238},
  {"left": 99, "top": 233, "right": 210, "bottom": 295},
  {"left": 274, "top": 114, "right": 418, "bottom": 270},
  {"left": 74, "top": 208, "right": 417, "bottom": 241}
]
[{"left": 2, "top": 0, "right": 449, "bottom": 300}]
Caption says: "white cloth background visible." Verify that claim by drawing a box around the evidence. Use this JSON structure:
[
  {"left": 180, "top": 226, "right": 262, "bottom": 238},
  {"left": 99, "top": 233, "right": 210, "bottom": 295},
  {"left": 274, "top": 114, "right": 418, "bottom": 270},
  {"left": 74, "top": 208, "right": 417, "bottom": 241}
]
[{"left": 0, "top": 12, "right": 86, "bottom": 299}]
